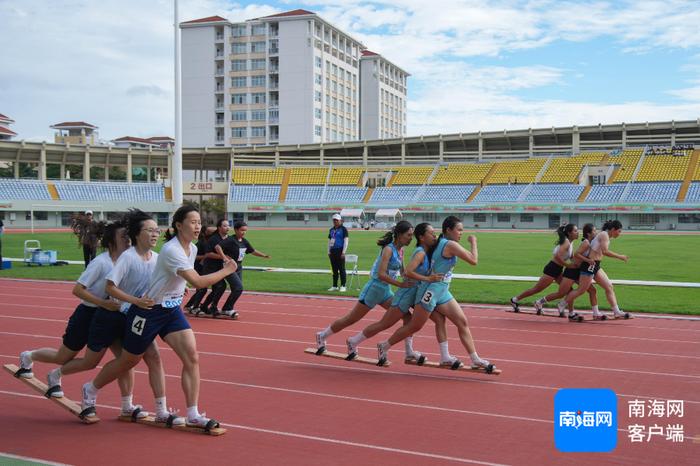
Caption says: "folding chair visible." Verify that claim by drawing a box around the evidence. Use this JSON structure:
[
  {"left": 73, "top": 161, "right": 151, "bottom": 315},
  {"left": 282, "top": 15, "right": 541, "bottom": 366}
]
[{"left": 345, "top": 254, "right": 360, "bottom": 290}]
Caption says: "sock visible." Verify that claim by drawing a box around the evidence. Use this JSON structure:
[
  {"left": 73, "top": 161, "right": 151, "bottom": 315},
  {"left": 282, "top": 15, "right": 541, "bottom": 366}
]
[
  {"left": 155, "top": 396, "right": 167, "bottom": 415},
  {"left": 187, "top": 405, "right": 200, "bottom": 420},
  {"left": 121, "top": 395, "right": 133, "bottom": 412},
  {"left": 404, "top": 337, "right": 415, "bottom": 355},
  {"left": 592, "top": 305, "right": 600, "bottom": 314},
  {"left": 51, "top": 367, "right": 62, "bottom": 378},
  {"left": 348, "top": 332, "right": 367, "bottom": 346},
  {"left": 320, "top": 326, "right": 334, "bottom": 339},
  {"left": 612, "top": 305, "right": 620, "bottom": 313},
  {"left": 469, "top": 352, "right": 481, "bottom": 364},
  {"left": 439, "top": 341, "right": 451, "bottom": 361},
  {"left": 85, "top": 382, "right": 98, "bottom": 398}
]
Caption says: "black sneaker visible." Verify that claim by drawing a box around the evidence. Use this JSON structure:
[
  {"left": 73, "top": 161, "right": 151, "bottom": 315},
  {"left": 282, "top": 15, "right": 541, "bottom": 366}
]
[{"left": 510, "top": 298, "right": 520, "bottom": 312}]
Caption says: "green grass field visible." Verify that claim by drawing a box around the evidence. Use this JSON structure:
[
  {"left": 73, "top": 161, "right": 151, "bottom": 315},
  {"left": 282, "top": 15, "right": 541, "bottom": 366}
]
[{"left": 2, "top": 230, "right": 699, "bottom": 314}]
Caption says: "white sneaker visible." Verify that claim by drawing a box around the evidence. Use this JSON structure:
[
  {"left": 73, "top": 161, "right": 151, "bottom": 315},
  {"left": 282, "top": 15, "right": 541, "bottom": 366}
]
[
  {"left": 122, "top": 405, "right": 150, "bottom": 419},
  {"left": 46, "top": 368, "right": 63, "bottom": 398},
  {"left": 315, "top": 331, "right": 326, "bottom": 353},
  {"left": 187, "top": 412, "right": 220, "bottom": 429},
  {"left": 81, "top": 383, "right": 97, "bottom": 417},
  {"left": 17, "top": 351, "right": 33, "bottom": 378},
  {"left": 557, "top": 300, "right": 567, "bottom": 317},
  {"left": 534, "top": 299, "right": 544, "bottom": 314},
  {"left": 327, "top": 287, "right": 339, "bottom": 291},
  {"left": 339, "top": 286, "right": 347, "bottom": 292},
  {"left": 155, "top": 410, "right": 185, "bottom": 426},
  {"left": 377, "top": 342, "right": 390, "bottom": 365},
  {"left": 346, "top": 338, "right": 358, "bottom": 359},
  {"left": 440, "top": 355, "right": 463, "bottom": 369}
]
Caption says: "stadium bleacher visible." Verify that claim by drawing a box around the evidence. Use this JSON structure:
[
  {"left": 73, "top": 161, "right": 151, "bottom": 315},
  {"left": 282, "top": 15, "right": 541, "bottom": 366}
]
[
  {"left": 431, "top": 163, "right": 493, "bottom": 185},
  {"left": 585, "top": 184, "right": 626, "bottom": 203},
  {"left": 285, "top": 185, "right": 325, "bottom": 203},
  {"left": 524, "top": 184, "right": 584, "bottom": 203},
  {"left": 471, "top": 184, "right": 527, "bottom": 204},
  {"left": 540, "top": 152, "right": 607, "bottom": 183},
  {"left": 229, "top": 184, "right": 280, "bottom": 203},
  {"left": 0, "top": 179, "right": 52, "bottom": 200},
  {"left": 232, "top": 168, "right": 285, "bottom": 184},
  {"left": 368, "top": 186, "right": 420, "bottom": 205},
  {"left": 325, "top": 186, "right": 367, "bottom": 203},
  {"left": 53, "top": 181, "right": 164, "bottom": 202},
  {"left": 624, "top": 182, "right": 681, "bottom": 203},
  {"left": 390, "top": 166, "right": 433, "bottom": 185},
  {"left": 488, "top": 158, "right": 546, "bottom": 184},
  {"left": 416, "top": 185, "right": 476, "bottom": 204},
  {"left": 685, "top": 182, "right": 700, "bottom": 202}
]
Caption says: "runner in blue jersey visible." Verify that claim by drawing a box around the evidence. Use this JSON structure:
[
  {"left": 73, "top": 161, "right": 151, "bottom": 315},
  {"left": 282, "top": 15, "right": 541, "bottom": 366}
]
[
  {"left": 315, "top": 221, "right": 415, "bottom": 355},
  {"left": 345, "top": 222, "right": 453, "bottom": 363},
  {"left": 377, "top": 216, "right": 495, "bottom": 371}
]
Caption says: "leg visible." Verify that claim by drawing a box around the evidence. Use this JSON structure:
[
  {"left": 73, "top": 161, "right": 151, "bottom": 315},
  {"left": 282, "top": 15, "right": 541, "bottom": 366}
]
[
  {"left": 594, "top": 269, "right": 619, "bottom": 310},
  {"left": 564, "top": 275, "right": 593, "bottom": 308},
  {"left": 92, "top": 350, "right": 143, "bottom": 390},
  {"left": 186, "top": 287, "right": 208, "bottom": 309},
  {"left": 221, "top": 271, "right": 243, "bottom": 311},
  {"left": 387, "top": 307, "right": 430, "bottom": 346},
  {"left": 330, "top": 301, "right": 373, "bottom": 333},
  {"left": 61, "top": 347, "right": 108, "bottom": 375},
  {"left": 142, "top": 341, "right": 166, "bottom": 399},
  {"left": 430, "top": 311, "right": 457, "bottom": 363},
  {"left": 437, "top": 300, "right": 492, "bottom": 367},
  {"left": 163, "top": 329, "right": 199, "bottom": 409},
  {"left": 83, "top": 244, "right": 91, "bottom": 268},
  {"left": 338, "top": 255, "right": 347, "bottom": 288},
  {"left": 109, "top": 344, "right": 135, "bottom": 398},
  {"left": 329, "top": 250, "right": 340, "bottom": 288},
  {"left": 203, "top": 278, "right": 226, "bottom": 312},
  {"left": 29, "top": 345, "right": 79, "bottom": 365},
  {"left": 515, "top": 275, "right": 555, "bottom": 301},
  {"left": 360, "top": 307, "right": 404, "bottom": 339}
]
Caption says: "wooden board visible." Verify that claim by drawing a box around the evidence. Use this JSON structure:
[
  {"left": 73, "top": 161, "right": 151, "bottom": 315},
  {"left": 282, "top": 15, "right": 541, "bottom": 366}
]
[
  {"left": 405, "top": 358, "right": 502, "bottom": 375},
  {"left": 305, "top": 348, "right": 390, "bottom": 367},
  {"left": 117, "top": 414, "right": 227, "bottom": 436},
  {"left": 3, "top": 363, "right": 100, "bottom": 423},
  {"left": 506, "top": 308, "right": 567, "bottom": 318},
  {"left": 188, "top": 310, "right": 238, "bottom": 320}
]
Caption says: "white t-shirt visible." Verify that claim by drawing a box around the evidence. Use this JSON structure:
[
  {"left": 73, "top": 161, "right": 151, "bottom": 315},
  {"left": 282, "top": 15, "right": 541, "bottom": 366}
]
[
  {"left": 106, "top": 246, "right": 158, "bottom": 313},
  {"left": 145, "top": 237, "right": 196, "bottom": 308},
  {"left": 76, "top": 252, "right": 114, "bottom": 307}
]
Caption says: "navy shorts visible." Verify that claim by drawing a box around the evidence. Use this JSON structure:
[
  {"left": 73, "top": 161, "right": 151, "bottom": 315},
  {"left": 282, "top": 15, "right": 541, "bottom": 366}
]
[
  {"left": 62, "top": 304, "right": 98, "bottom": 352},
  {"left": 122, "top": 304, "right": 191, "bottom": 355},
  {"left": 579, "top": 260, "right": 601, "bottom": 277},
  {"left": 87, "top": 307, "right": 126, "bottom": 352},
  {"left": 542, "top": 260, "right": 563, "bottom": 279}
]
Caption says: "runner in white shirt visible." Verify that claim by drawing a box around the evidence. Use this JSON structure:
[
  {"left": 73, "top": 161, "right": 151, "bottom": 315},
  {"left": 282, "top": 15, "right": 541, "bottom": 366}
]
[{"left": 82, "top": 205, "right": 236, "bottom": 429}]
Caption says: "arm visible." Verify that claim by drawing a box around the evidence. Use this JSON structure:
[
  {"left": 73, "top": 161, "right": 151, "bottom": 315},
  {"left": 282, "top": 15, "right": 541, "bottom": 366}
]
[
  {"left": 404, "top": 251, "right": 443, "bottom": 282},
  {"left": 377, "top": 247, "right": 410, "bottom": 288},
  {"left": 341, "top": 237, "right": 349, "bottom": 256},
  {"left": 445, "top": 237, "right": 478, "bottom": 265},
  {"left": 555, "top": 240, "right": 574, "bottom": 266},
  {"left": 601, "top": 236, "right": 628, "bottom": 262},
  {"left": 72, "top": 283, "right": 120, "bottom": 311},
  {"left": 105, "top": 280, "right": 154, "bottom": 310},
  {"left": 573, "top": 242, "right": 594, "bottom": 266},
  {"left": 178, "top": 259, "right": 237, "bottom": 289},
  {"left": 252, "top": 250, "right": 270, "bottom": 259},
  {"left": 213, "top": 244, "right": 230, "bottom": 261}
]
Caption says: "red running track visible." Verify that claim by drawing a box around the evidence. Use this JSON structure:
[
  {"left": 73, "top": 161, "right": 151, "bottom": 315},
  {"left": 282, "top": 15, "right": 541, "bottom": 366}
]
[{"left": 0, "top": 278, "right": 697, "bottom": 465}]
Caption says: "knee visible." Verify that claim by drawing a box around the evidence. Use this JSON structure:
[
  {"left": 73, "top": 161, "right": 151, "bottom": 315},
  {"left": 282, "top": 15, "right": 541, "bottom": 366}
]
[
  {"left": 181, "top": 347, "right": 199, "bottom": 368},
  {"left": 143, "top": 349, "right": 162, "bottom": 368}
]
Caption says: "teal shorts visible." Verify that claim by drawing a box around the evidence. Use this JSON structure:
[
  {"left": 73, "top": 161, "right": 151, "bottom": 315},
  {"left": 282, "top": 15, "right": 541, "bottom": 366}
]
[
  {"left": 358, "top": 279, "right": 393, "bottom": 309},
  {"left": 415, "top": 281, "right": 453, "bottom": 313},
  {"left": 391, "top": 286, "right": 419, "bottom": 314}
]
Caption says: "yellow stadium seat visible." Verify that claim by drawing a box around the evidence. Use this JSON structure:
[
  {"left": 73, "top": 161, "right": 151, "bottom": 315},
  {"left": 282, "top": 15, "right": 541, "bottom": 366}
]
[
  {"left": 288, "top": 167, "right": 328, "bottom": 185},
  {"left": 233, "top": 168, "right": 284, "bottom": 185},
  {"left": 328, "top": 168, "right": 364, "bottom": 185},
  {"left": 488, "top": 158, "right": 546, "bottom": 184},
  {"left": 390, "top": 166, "right": 434, "bottom": 185},
  {"left": 540, "top": 152, "right": 608, "bottom": 183},
  {"left": 636, "top": 154, "right": 691, "bottom": 181},
  {"left": 431, "top": 163, "right": 493, "bottom": 185}
]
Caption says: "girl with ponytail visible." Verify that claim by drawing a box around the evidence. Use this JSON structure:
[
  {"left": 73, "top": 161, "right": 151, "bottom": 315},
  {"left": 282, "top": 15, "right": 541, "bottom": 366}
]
[
  {"left": 510, "top": 223, "right": 580, "bottom": 312},
  {"left": 315, "top": 221, "right": 415, "bottom": 357},
  {"left": 561, "top": 219, "right": 630, "bottom": 320}
]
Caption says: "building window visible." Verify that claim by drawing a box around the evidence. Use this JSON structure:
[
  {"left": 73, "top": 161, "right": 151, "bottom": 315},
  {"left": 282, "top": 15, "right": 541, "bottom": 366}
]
[
  {"left": 286, "top": 213, "right": 304, "bottom": 221},
  {"left": 497, "top": 213, "right": 511, "bottom": 223},
  {"left": 315, "top": 125, "right": 322, "bottom": 136},
  {"left": 332, "top": 64, "right": 338, "bottom": 76},
  {"left": 232, "top": 59, "right": 247, "bottom": 71},
  {"left": 250, "top": 59, "right": 266, "bottom": 70},
  {"left": 232, "top": 77, "right": 246, "bottom": 87},
  {"left": 250, "top": 75, "right": 265, "bottom": 87},
  {"left": 315, "top": 56, "right": 322, "bottom": 68},
  {"left": 251, "top": 126, "right": 266, "bottom": 137},
  {"left": 231, "top": 93, "right": 246, "bottom": 104},
  {"left": 474, "top": 213, "right": 487, "bottom": 223},
  {"left": 251, "top": 110, "right": 265, "bottom": 120},
  {"left": 232, "top": 111, "right": 247, "bottom": 121},
  {"left": 248, "top": 212, "right": 266, "bottom": 221},
  {"left": 314, "top": 91, "right": 322, "bottom": 102},
  {"left": 315, "top": 73, "right": 322, "bottom": 85},
  {"left": 520, "top": 214, "right": 534, "bottom": 223},
  {"left": 251, "top": 41, "right": 266, "bottom": 53},
  {"left": 232, "top": 127, "right": 247, "bottom": 138},
  {"left": 251, "top": 24, "right": 266, "bottom": 36},
  {"left": 232, "top": 25, "right": 246, "bottom": 37},
  {"left": 314, "top": 108, "right": 322, "bottom": 119},
  {"left": 251, "top": 92, "right": 266, "bottom": 104},
  {"left": 232, "top": 43, "right": 246, "bottom": 54},
  {"left": 678, "top": 214, "right": 700, "bottom": 223}
]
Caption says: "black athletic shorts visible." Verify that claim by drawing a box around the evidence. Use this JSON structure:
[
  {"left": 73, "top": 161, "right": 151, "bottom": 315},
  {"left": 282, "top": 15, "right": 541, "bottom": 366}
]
[
  {"left": 562, "top": 267, "right": 581, "bottom": 281},
  {"left": 579, "top": 260, "right": 601, "bottom": 276},
  {"left": 542, "top": 260, "right": 563, "bottom": 279}
]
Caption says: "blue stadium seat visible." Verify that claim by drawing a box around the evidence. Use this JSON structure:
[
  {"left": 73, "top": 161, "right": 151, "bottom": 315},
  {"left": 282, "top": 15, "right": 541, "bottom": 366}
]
[
  {"left": 368, "top": 186, "right": 420, "bottom": 205},
  {"left": 624, "top": 182, "right": 681, "bottom": 203},
  {"left": 229, "top": 184, "right": 280, "bottom": 203},
  {"left": 285, "top": 186, "right": 325, "bottom": 203},
  {"left": 0, "top": 180, "right": 52, "bottom": 200},
  {"left": 471, "top": 185, "right": 526, "bottom": 203},
  {"left": 524, "top": 184, "right": 584, "bottom": 203},
  {"left": 325, "top": 186, "right": 367, "bottom": 203},
  {"left": 416, "top": 185, "right": 475, "bottom": 204},
  {"left": 53, "top": 181, "right": 164, "bottom": 202},
  {"left": 685, "top": 182, "right": 700, "bottom": 202},
  {"left": 585, "top": 184, "right": 626, "bottom": 203}
]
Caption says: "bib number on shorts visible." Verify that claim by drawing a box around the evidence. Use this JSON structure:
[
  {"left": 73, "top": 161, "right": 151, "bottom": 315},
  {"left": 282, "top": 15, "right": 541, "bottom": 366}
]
[
  {"left": 587, "top": 263, "right": 596, "bottom": 273},
  {"left": 421, "top": 290, "right": 434, "bottom": 304},
  {"left": 131, "top": 316, "right": 146, "bottom": 336}
]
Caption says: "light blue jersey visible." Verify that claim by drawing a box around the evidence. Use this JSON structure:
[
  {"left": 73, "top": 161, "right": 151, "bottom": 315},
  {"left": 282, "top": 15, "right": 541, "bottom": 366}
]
[
  {"left": 391, "top": 246, "right": 430, "bottom": 313},
  {"left": 359, "top": 243, "right": 403, "bottom": 308},
  {"left": 416, "top": 238, "right": 456, "bottom": 312}
]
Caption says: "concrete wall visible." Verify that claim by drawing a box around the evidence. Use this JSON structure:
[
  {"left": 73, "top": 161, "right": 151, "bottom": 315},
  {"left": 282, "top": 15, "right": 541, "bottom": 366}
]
[{"left": 182, "top": 27, "right": 217, "bottom": 147}]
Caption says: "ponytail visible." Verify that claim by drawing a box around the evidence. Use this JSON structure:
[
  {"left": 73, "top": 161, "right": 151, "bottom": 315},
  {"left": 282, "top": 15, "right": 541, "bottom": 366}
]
[{"left": 377, "top": 220, "right": 413, "bottom": 247}]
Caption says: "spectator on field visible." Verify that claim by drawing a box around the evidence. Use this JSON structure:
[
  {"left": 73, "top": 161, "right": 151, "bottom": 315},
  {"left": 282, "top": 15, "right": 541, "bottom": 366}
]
[
  {"left": 72, "top": 210, "right": 101, "bottom": 268},
  {"left": 327, "top": 214, "right": 349, "bottom": 292}
]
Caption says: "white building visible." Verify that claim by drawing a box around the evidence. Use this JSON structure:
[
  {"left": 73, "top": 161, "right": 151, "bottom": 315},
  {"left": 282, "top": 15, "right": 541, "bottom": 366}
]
[
  {"left": 0, "top": 113, "right": 17, "bottom": 141},
  {"left": 181, "top": 9, "right": 408, "bottom": 147},
  {"left": 360, "top": 50, "right": 409, "bottom": 140}
]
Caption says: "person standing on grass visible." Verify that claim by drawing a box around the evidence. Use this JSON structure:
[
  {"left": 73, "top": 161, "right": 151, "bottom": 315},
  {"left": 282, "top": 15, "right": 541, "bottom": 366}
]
[
  {"left": 198, "top": 218, "right": 230, "bottom": 315},
  {"left": 327, "top": 213, "right": 349, "bottom": 292},
  {"left": 315, "top": 221, "right": 415, "bottom": 355},
  {"left": 81, "top": 204, "right": 237, "bottom": 429},
  {"left": 72, "top": 210, "right": 100, "bottom": 268},
  {"left": 214, "top": 221, "right": 270, "bottom": 319}
]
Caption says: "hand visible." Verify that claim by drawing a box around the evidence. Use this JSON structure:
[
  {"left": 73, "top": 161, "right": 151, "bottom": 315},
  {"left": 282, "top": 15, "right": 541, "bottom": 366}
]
[
  {"left": 398, "top": 280, "right": 413, "bottom": 288},
  {"left": 135, "top": 296, "right": 155, "bottom": 309},
  {"left": 620, "top": 255, "right": 629, "bottom": 263},
  {"left": 265, "top": 254, "right": 271, "bottom": 259},
  {"left": 103, "top": 300, "right": 121, "bottom": 312},
  {"left": 587, "top": 258, "right": 595, "bottom": 265},
  {"left": 340, "top": 254, "right": 345, "bottom": 260},
  {"left": 468, "top": 235, "right": 477, "bottom": 244},
  {"left": 223, "top": 259, "right": 237, "bottom": 272},
  {"left": 429, "top": 273, "right": 445, "bottom": 282}
]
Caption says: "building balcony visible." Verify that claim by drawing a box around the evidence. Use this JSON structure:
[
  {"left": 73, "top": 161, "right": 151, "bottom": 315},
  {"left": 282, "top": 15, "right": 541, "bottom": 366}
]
[
  {"left": 215, "top": 33, "right": 224, "bottom": 42},
  {"left": 269, "top": 82, "right": 279, "bottom": 90},
  {"left": 215, "top": 69, "right": 224, "bottom": 77},
  {"left": 269, "top": 47, "right": 279, "bottom": 54}
]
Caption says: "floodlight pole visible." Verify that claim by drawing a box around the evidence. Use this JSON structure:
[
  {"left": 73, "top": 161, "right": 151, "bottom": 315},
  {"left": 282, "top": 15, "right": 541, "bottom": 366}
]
[{"left": 173, "top": 0, "right": 183, "bottom": 206}]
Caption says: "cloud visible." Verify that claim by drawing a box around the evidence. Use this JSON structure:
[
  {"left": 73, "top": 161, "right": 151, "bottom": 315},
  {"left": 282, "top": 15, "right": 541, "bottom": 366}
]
[{"left": 126, "top": 85, "right": 169, "bottom": 97}]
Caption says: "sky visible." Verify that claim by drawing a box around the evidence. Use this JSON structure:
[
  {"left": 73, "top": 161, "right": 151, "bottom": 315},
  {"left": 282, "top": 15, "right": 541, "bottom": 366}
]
[{"left": 1, "top": 0, "right": 699, "bottom": 142}]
